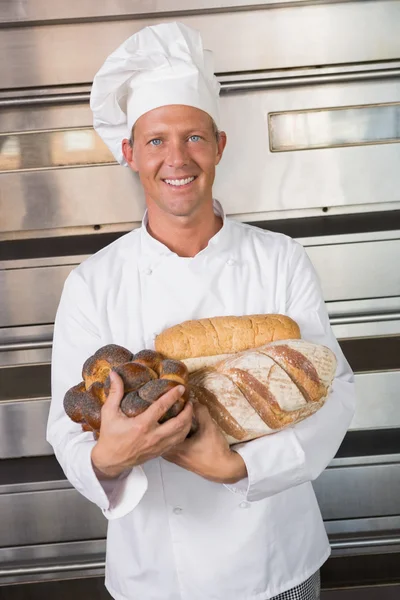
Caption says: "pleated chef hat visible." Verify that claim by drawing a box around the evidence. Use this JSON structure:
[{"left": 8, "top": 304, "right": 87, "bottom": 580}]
[{"left": 90, "top": 22, "right": 221, "bottom": 166}]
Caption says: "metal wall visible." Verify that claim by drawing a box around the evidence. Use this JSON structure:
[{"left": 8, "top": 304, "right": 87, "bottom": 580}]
[{"left": 1, "top": 0, "right": 400, "bottom": 596}]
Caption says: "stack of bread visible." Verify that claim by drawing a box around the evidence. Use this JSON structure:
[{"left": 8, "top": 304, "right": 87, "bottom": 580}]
[{"left": 64, "top": 314, "right": 337, "bottom": 444}]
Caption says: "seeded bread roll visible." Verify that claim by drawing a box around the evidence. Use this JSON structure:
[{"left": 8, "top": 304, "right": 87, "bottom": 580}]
[
  {"left": 154, "top": 314, "right": 300, "bottom": 362},
  {"left": 64, "top": 346, "right": 195, "bottom": 438}
]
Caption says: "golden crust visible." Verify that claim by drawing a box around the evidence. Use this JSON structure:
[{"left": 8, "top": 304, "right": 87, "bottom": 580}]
[
  {"left": 64, "top": 344, "right": 192, "bottom": 438},
  {"left": 82, "top": 344, "right": 133, "bottom": 389},
  {"left": 154, "top": 314, "right": 301, "bottom": 359}
]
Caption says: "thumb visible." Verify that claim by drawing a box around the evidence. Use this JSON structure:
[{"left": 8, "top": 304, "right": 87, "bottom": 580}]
[
  {"left": 192, "top": 402, "right": 212, "bottom": 426},
  {"left": 103, "top": 369, "right": 125, "bottom": 414}
]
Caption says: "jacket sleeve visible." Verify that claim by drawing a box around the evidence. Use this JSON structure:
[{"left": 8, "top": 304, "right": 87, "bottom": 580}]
[
  {"left": 47, "top": 269, "right": 148, "bottom": 519},
  {"left": 225, "top": 240, "right": 356, "bottom": 502}
]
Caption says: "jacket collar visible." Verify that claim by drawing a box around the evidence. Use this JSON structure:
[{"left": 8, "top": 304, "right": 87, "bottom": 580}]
[{"left": 140, "top": 199, "right": 232, "bottom": 258}]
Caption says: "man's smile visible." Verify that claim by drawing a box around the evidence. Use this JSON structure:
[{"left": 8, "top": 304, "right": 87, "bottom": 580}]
[{"left": 162, "top": 176, "right": 197, "bottom": 187}]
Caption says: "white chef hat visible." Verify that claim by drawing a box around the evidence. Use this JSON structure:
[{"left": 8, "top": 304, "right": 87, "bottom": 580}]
[{"left": 90, "top": 22, "right": 221, "bottom": 166}]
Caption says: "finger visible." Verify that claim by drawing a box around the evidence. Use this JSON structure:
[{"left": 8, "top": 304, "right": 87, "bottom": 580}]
[
  {"left": 156, "top": 399, "right": 193, "bottom": 438},
  {"left": 102, "top": 370, "right": 125, "bottom": 414},
  {"left": 143, "top": 384, "right": 186, "bottom": 424}
]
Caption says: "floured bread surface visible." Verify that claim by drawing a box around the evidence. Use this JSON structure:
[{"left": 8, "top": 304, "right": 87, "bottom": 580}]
[
  {"left": 216, "top": 350, "right": 308, "bottom": 412},
  {"left": 260, "top": 340, "right": 337, "bottom": 390},
  {"left": 182, "top": 354, "right": 233, "bottom": 373},
  {"left": 188, "top": 338, "right": 337, "bottom": 444},
  {"left": 189, "top": 369, "right": 270, "bottom": 441},
  {"left": 155, "top": 314, "right": 300, "bottom": 359}
]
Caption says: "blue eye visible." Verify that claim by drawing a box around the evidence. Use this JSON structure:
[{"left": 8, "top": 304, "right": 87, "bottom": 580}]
[
  {"left": 149, "top": 138, "right": 162, "bottom": 146},
  {"left": 189, "top": 135, "right": 201, "bottom": 142}
]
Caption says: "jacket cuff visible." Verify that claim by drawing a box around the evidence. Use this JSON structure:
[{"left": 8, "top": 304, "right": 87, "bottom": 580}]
[
  {"left": 100, "top": 466, "right": 148, "bottom": 520},
  {"left": 224, "top": 428, "right": 308, "bottom": 502},
  {"left": 66, "top": 438, "right": 148, "bottom": 519}
]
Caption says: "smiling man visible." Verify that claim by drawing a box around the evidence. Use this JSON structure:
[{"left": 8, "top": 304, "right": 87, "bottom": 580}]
[
  {"left": 47, "top": 22, "right": 355, "bottom": 600},
  {"left": 122, "top": 104, "right": 226, "bottom": 257}
]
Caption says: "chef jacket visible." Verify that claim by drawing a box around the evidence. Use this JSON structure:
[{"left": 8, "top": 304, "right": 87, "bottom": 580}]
[{"left": 48, "top": 200, "right": 356, "bottom": 600}]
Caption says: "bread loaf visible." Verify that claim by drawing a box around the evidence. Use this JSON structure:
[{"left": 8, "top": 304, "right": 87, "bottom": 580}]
[
  {"left": 64, "top": 346, "right": 194, "bottom": 438},
  {"left": 155, "top": 314, "right": 300, "bottom": 362},
  {"left": 189, "top": 339, "right": 336, "bottom": 444}
]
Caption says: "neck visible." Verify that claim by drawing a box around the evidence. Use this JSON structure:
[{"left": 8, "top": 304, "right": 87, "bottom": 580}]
[{"left": 146, "top": 201, "right": 223, "bottom": 257}]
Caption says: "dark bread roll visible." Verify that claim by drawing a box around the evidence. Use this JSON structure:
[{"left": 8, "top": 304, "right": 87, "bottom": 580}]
[
  {"left": 82, "top": 344, "right": 133, "bottom": 389},
  {"left": 64, "top": 345, "right": 193, "bottom": 438}
]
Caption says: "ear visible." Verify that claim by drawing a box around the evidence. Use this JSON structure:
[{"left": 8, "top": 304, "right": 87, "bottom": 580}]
[
  {"left": 122, "top": 138, "right": 139, "bottom": 172},
  {"left": 215, "top": 131, "right": 227, "bottom": 166}
]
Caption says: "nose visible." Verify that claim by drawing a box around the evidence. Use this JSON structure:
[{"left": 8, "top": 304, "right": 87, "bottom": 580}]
[{"left": 165, "top": 140, "right": 189, "bottom": 168}]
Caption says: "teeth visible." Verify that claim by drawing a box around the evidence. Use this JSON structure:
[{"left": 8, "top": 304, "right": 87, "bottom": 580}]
[{"left": 164, "top": 177, "right": 195, "bottom": 186}]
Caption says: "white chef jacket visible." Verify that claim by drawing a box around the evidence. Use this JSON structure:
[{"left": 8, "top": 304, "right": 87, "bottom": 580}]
[{"left": 48, "top": 200, "right": 356, "bottom": 600}]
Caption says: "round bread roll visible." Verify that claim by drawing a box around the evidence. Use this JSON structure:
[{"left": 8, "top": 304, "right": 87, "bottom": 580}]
[{"left": 63, "top": 345, "right": 194, "bottom": 438}]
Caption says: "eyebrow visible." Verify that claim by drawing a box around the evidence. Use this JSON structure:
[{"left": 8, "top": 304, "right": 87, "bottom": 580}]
[{"left": 142, "top": 128, "right": 210, "bottom": 138}]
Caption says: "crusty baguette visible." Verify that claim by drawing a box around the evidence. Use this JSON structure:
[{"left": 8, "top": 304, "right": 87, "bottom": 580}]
[
  {"left": 155, "top": 314, "right": 300, "bottom": 360},
  {"left": 188, "top": 339, "right": 336, "bottom": 444}
]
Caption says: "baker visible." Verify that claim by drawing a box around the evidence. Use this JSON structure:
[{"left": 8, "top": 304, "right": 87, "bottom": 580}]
[{"left": 47, "top": 22, "right": 356, "bottom": 600}]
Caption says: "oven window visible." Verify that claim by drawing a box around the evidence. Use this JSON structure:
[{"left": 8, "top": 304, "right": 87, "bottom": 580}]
[
  {"left": 269, "top": 102, "right": 400, "bottom": 152},
  {"left": 0, "top": 127, "right": 116, "bottom": 172}
]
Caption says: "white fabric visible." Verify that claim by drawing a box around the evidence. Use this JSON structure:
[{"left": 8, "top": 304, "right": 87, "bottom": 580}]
[
  {"left": 90, "top": 22, "right": 220, "bottom": 166},
  {"left": 48, "top": 200, "right": 356, "bottom": 600}
]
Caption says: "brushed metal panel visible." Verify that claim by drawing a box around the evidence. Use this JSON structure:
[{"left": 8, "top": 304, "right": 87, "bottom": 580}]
[
  {"left": 1, "top": 237, "right": 399, "bottom": 327},
  {"left": 3, "top": 80, "right": 400, "bottom": 234},
  {"left": 0, "top": 399, "right": 53, "bottom": 459},
  {"left": 350, "top": 371, "right": 400, "bottom": 431},
  {"left": 0, "top": 0, "right": 337, "bottom": 24},
  {"left": 313, "top": 463, "right": 400, "bottom": 520},
  {"left": 0, "top": 539, "right": 106, "bottom": 568},
  {"left": 0, "top": 165, "right": 144, "bottom": 233},
  {"left": 0, "top": 488, "right": 107, "bottom": 547},
  {"left": 1, "top": 2, "right": 400, "bottom": 89},
  {"left": 0, "top": 265, "right": 74, "bottom": 327},
  {"left": 305, "top": 239, "right": 400, "bottom": 302},
  {"left": 214, "top": 79, "right": 400, "bottom": 217},
  {"left": 332, "top": 319, "right": 400, "bottom": 340}
]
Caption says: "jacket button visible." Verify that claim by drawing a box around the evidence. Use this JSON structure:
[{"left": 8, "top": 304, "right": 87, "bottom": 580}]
[
  {"left": 239, "top": 501, "right": 250, "bottom": 509},
  {"left": 226, "top": 258, "right": 235, "bottom": 266},
  {"left": 173, "top": 507, "right": 183, "bottom": 514},
  {"left": 144, "top": 268, "right": 152, "bottom": 275}
]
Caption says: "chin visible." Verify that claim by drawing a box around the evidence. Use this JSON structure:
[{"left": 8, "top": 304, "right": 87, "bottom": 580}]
[{"left": 161, "top": 198, "right": 206, "bottom": 218}]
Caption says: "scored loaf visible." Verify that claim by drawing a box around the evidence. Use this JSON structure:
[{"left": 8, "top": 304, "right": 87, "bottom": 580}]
[
  {"left": 154, "top": 314, "right": 300, "bottom": 364},
  {"left": 189, "top": 339, "right": 337, "bottom": 444}
]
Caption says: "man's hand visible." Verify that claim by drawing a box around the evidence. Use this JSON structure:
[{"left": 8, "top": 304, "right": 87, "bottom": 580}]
[
  {"left": 91, "top": 370, "right": 193, "bottom": 478},
  {"left": 162, "top": 402, "right": 247, "bottom": 484}
]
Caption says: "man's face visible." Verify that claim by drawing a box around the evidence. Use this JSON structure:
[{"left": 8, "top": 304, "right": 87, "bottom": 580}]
[{"left": 122, "top": 105, "right": 226, "bottom": 219}]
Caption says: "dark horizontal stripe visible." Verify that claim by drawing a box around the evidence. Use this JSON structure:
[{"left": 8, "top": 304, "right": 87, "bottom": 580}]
[
  {"left": 321, "top": 552, "right": 400, "bottom": 588},
  {"left": 0, "top": 575, "right": 112, "bottom": 600},
  {"left": 251, "top": 209, "right": 400, "bottom": 239},
  {"left": 1, "top": 210, "right": 400, "bottom": 262},
  {"left": 336, "top": 428, "right": 400, "bottom": 459},
  {"left": 0, "top": 364, "right": 51, "bottom": 402},
  {"left": 339, "top": 336, "right": 400, "bottom": 372},
  {"left": 0, "top": 231, "right": 126, "bottom": 261},
  {"left": 0, "top": 455, "right": 65, "bottom": 486}
]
